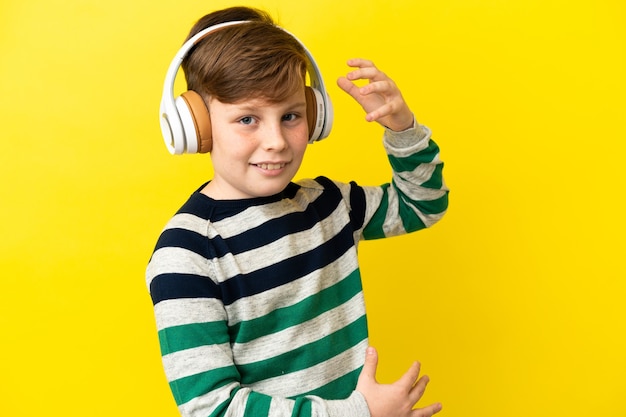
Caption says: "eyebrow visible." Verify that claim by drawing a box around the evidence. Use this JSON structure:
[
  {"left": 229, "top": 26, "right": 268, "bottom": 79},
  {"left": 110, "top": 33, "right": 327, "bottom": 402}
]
[{"left": 234, "top": 100, "right": 307, "bottom": 112}]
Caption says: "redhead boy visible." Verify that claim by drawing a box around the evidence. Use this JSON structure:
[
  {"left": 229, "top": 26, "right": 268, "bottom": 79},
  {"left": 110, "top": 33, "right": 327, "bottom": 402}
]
[{"left": 147, "top": 6, "right": 448, "bottom": 417}]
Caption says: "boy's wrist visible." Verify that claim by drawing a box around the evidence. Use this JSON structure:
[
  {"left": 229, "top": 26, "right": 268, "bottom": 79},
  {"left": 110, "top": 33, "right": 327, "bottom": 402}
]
[{"left": 383, "top": 114, "right": 416, "bottom": 133}]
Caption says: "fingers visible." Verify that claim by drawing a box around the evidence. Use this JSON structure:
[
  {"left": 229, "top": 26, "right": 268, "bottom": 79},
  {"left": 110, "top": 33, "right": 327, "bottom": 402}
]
[
  {"left": 336, "top": 76, "right": 362, "bottom": 101},
  {"left": 358, "top": 349, "right": 443, "bottom": 417},
  {"left": 359, "top": 79, "right": 395, "bottom": 96},
  {"left": 344, "top": 58, "right": 389, "bottom": 87},
  {"left": 365, "top": 101, "right": 397, "bottom": 123},
  {"left": 397, "top": 361, "right": 421, "bottom": 390},
  {"left": 346, "top": 66, "right": 386, "bottom": 84},
  {"left": 345, "top": 58, "right": 376, "bottom": 74},
  {"left": 346, "top": 57, "right": 375, "bottom": 68},
  {"left": 408, "top": 369, "right": 443, "bottom": 417},
  {"left": 403, "top": 363, "right": 436, "bottom": 409},
  {"left": 338, "top": 57, "right": 414, "bottom": 131},
  {"left": 360, "top": 346, "right": 379, "bottom": 382},
  {"left": 411, "top": 402, "right": 443, "bottom": 417},
  {"left": 337, "top": 63, "right": 397, "bottom": 120}
]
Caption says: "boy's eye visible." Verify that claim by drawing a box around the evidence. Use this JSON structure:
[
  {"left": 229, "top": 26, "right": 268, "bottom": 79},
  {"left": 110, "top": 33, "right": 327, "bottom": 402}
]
[
  {"left": 239, "top": 116, "right": 254, "bottom": 125},
  {"left": 282, "top": 113, "right": 298, "bottom": 122}
]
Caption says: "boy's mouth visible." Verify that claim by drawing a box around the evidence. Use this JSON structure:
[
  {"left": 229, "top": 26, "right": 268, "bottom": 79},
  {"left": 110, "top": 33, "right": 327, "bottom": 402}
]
[{"left": 253, "top": 163, "right": 287, "bottom": 170}]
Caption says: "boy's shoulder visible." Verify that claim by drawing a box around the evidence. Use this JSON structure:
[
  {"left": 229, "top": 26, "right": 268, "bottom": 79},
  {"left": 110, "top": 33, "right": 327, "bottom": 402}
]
[
  {"left": 166, "top": 177, "right": 347, "bottom": 225},
  {"left": 296, "top": 177, "right": 326, "bottom": 190}
]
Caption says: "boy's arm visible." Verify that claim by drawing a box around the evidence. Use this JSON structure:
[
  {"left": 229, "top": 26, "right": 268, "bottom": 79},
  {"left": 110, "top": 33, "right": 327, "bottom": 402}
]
[{"left": 337, "top": 58, "right": 449, "bottom": 239}]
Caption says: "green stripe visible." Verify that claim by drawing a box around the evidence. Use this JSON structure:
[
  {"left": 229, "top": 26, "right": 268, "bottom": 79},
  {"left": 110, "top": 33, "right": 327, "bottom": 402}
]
[
  {"left": 297, "top": 366, "right": 361, "bottom": 400},
  {"left": 364, "top": 180, "right": 448, "bottom": 239},
  {"left": 412, "top": 192, "right": 449, "bottom": 216},
  {"left": 239, "top": 315, "right": 368, "bottom": 385},
  {"left": 291, "top": 397, "right": 313, "bottom": 417},
  {"left": 243, "top": 392, "right": 272, "bottom": 417},
  {"left": 231, "top": 269, "right": 363, "bottom": 343},
  {"left": 363, "top": 183, "right": 390, "bottom": 240},
  {"left": 388, "top": 139, "right": 440, "bottom": 172},
  {"left": 170, "top": 366, "right": 240, "bottom": 407},
  {"left": 159, "top": 321, "right": 230, "bottom": 355},
  {"left": 397, "top": 184, "right": 448, "bottom": 233},
  {"left": 420, "top": 163, "right": 445, "bottom": 189},
  {"left": 398, "top": 191, "right": 427, "bottom": 232}
]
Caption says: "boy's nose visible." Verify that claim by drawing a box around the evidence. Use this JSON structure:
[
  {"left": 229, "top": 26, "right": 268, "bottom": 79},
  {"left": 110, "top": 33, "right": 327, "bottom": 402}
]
[{"left": 261, "top": 124, "right": 288, "bottom": 151}]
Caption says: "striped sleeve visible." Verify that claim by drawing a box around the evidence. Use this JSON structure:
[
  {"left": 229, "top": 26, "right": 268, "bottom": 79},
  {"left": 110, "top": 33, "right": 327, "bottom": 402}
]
[{"left": 362, "top": 123, "right": 449, "bottom": 239}]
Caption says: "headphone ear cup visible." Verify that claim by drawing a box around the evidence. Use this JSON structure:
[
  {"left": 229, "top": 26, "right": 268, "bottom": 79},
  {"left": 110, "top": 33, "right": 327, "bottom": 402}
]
[
  {"left": 305, "top": 86, "right": 325, "bottom": 142},
  {"left": 304, "top": 86, "right": 317, "bottom": 140},
  {"left": 179, "top": 91, "right": 213, "bottom": 153}
]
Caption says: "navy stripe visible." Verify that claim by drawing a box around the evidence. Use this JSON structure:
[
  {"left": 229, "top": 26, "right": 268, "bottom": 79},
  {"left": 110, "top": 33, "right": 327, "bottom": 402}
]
[
  {"left": 154, "top": 227, "right": 209, "bottom": 255},
  {"left": 150, "top": 273, "right": 221, "bottom": 305},
  {"left": 348, "top": 181, "right": 366, "bottom": 231},
  {"left": 150, "top": 219, "right": 356, "bottom": 306},
  {"left": 315, "top": 176, "right": 366, "bottom": 233},
  {"left": 177, "top": 182, "right": 301, "bottom": 222},
  {"left": 163, "top": 179, "right": 343, "bottom": 260},
  {"left": 220, "top": 179, "right": 342, "bottom": 255},
  {"left": 220, "top": 222, "right": 356, "bottom": 305}
]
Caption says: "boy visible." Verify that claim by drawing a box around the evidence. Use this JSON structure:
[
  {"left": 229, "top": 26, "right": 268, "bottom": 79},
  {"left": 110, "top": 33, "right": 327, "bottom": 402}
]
[{"left": 147, "top": 6, "right": 448, "bottom": 417}]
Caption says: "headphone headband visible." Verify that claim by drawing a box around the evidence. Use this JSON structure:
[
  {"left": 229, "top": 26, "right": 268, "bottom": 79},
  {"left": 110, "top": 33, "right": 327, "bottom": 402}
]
[{"left": 159, "top": 20, "right": 333, "bottom": 155}]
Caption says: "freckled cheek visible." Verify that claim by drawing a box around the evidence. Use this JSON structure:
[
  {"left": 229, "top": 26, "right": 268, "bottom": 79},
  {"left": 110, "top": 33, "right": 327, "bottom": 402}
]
[
  {"left": 292, "top": 126, "right": 310, "bottom": 152},
  {"left": 290, "top": 137, "right": 308, "bottom": 158},
  {"left": 292, "top": 144, "right": 308, "bottom": 168},
  {"left": 212, "top": 146, "right": 253, "bottom": 172}
]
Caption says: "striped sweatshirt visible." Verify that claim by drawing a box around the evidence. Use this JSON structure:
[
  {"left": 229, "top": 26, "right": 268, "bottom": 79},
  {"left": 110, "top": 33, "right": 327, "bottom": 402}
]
[{"left": 146, "top": 122, "right": 448, "bottom": 417}]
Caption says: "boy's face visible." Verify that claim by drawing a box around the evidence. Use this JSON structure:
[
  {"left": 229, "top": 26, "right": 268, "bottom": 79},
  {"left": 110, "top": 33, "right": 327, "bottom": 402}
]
[{"left": 202, "top": 88, "right": 309, "bottom": 200}]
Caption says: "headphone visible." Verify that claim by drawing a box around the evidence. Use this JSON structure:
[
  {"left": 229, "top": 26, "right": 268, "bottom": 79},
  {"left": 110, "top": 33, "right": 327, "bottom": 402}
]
[{"left": 159, "top": 20, "right": 333, "bottom": 155}]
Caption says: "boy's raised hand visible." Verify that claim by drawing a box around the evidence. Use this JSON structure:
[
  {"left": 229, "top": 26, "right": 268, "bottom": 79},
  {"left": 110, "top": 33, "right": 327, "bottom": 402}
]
[
  {"left": 356, "top": 347, "right": 443, "bottom": 417},
  {"left": 337, "top": 58, "right": 415, "bottom": 132}
]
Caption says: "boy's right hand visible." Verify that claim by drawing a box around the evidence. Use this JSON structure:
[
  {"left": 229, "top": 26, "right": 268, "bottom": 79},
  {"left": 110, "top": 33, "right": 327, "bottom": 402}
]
[{"left": 356, "top": 347, "right": 443, "bottom": 417}]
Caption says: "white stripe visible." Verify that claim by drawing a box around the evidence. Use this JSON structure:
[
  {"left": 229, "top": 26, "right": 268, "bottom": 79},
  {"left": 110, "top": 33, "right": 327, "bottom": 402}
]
[
  {"left": 179, "top": 382, "right": 242, "bottom": 417},
  {"left": 232, "top": 292, "right": 366, "bottom": 364},
  {"left": 154, "top": 298, "right": 226, "bottom": 331},
  {"left": 395, "top": 170, "right": 448, "bottom": 201},
  {"left": 210, "top": 181, "right": 324, "bottom": 239},
  {"left": 164, "top": 212, "right": 209, "bottom": 236},
  {"left": 146, "top": 246, "right": 211, "bottom": 286},
  {"left": 382, "top": 185, "right": 405, "bottom": 236},
  {"left": 267, "top": 398, "right": 295, "bottom": 417},
  {"left": 395, "top": 181, "right": 448, "bottom": 203},
  {"left": 163, "top": 343, "right": 233, "bottom": 381},
  {"left": 249, "top": 339, "right": 368, "bottom": 397},
  {"left": 215, "top": 202, "right": 348, "bottom": 279},
  {"left": 225, "top": 247, "right": 359, "bottom": 324},
  {"left": 383, "top": 125, "right": 432, "bottom": 157}
]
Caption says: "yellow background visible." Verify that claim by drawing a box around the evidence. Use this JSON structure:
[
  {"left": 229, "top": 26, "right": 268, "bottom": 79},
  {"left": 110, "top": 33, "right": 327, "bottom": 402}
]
[{"left": 1, "top": 0, "right": 624, "bottom": 416}]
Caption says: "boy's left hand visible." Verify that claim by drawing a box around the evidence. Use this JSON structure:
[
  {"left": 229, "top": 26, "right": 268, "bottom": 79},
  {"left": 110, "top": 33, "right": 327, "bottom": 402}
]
[{"left": 337, "top": 58, "right": 414, "bottom": 132}]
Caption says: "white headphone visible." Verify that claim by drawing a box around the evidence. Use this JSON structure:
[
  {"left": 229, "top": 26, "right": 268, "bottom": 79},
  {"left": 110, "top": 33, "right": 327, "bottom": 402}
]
[{"left": 159, "top": 20, "right": 334, "bottom": 155}]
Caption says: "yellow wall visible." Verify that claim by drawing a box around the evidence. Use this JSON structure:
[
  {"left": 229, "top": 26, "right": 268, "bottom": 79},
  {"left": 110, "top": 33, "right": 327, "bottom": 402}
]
[{"left": 1, "top": 0, "right": 624, "bottom": 416}]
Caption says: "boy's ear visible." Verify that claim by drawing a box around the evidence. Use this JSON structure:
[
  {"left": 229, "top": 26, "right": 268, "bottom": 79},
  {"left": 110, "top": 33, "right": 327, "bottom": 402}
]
[{"left": 179, "top": 91, "right": 213, "bottom": 153}]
